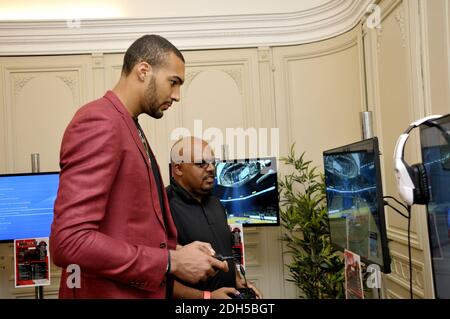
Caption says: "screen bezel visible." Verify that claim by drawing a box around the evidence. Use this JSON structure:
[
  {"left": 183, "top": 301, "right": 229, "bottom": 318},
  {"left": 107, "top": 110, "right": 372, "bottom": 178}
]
[
  {"left": 214, "top": 156, "right": 280, "bottom": 227},
  {"left": 323, "top": 137, "right": 391, "bottom": 273},
  {"left": 0, "top": 171, "right": 59, "bottom": 243}
]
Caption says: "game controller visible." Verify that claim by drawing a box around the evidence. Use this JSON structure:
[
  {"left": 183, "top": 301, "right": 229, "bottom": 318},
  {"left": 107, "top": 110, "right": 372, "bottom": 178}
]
[
  {"left": 213, "top": 254, "right": 235, "bottom": 262},
  {"left": 214, "top": 254, "right": 258, "bottom": 299},
  {"left": 231, "top": 287, "right": 256, "bottom": 299},
  {"left": 232, "top": 264, "right": 257, "bottom": 299}
]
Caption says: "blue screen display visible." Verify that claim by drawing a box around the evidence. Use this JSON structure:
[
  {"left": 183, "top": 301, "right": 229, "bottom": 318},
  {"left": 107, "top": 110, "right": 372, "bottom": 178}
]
[
  {"left": 323, "top": 137, "right": 390, "bottom": 272},
  {"left": 213, "top": 158, "right": 279, "bottom": 226},
  {"left": 0, "top": 173, "right": 59, "bottom": 242},
  {"left": 421, "top": 114, "right": 450, "bottom": 299}
]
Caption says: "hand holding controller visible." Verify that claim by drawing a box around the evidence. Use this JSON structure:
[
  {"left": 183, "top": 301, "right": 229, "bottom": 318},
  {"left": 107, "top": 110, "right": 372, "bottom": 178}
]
[
  {"left": 232, "top": 287, "right": 257, "bottom": 299},
  {"left": 213, "top": 254, "right": 236, "bottom": 262},
  {"left": 232, "top": 264, "right": 257, "bottom": 299}
]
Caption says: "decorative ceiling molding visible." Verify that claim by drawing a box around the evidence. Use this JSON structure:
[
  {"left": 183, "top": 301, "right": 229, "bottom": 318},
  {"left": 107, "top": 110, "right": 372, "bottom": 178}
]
[{"left": 0, "top": 0, "right": 374, "bottom": 56}]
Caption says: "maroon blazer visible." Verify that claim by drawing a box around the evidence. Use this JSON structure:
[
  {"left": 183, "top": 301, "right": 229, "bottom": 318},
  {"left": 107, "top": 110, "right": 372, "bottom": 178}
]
[{"left": 50, "top": 91, "right": 177, "bottom": 298}]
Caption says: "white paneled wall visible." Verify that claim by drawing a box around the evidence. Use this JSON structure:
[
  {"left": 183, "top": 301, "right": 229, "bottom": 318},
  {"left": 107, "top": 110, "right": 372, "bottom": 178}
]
[
  {"left": 5, "top": 11, "right": 448, "bottom": 297},
  {"left": 0, "top": 55, "right": 94, "bottom": 173},
  {"left": 0, "top": 28, "right": 365, "bottom": 298},
  {"left": 363, "top": 0, "right": 450, "bottom": 298}
]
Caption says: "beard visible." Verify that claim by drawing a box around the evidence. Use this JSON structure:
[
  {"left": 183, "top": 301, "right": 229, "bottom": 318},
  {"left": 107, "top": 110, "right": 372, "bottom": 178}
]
[
  {"left": 201, "top": 184, "right": 214, "bottom": 193},
  {"left": 200, "top": 174, "right": 215, "bottom": 193},
  {"left": 144, "top": 76, "right": 164, "bottom": 119}
]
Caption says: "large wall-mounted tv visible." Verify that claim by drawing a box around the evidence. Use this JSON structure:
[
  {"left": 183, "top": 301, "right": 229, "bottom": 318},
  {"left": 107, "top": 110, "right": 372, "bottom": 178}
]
[
  {"left": 323, "top": 137, "right": 391, "bottom": 273},
  {"left": 213, "top": 157, "right": 280, "bottom": 227},
  {"left": 0, "top": 172, "right": 59, "bottom": 243},
  {"left": 420, "top": 113, "right": 450, "bottom": 298}
]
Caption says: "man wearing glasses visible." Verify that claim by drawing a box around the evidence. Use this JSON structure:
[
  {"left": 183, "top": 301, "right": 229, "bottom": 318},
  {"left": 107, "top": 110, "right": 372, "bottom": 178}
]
[{"left": 167, "top": 137, "right": 262, "bottom": 299}]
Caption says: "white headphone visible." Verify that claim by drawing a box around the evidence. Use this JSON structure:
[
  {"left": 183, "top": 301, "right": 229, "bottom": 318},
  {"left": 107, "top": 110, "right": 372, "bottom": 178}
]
[{"left": 393, "top": 115, "right": 444, "bottom": 205}]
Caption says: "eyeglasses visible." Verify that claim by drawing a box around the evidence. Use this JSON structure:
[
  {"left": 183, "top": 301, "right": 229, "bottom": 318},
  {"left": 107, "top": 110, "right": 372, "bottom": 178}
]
[{"left": 193, "top": 158, "right": 220, "bottom": 169}]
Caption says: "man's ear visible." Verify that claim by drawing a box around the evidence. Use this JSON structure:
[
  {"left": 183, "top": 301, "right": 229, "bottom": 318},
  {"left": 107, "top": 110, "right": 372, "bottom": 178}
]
[
  {"left": 136, "top": 61, "right": 152, "bottom": 81},
  {"left": 173, "top": 163, "right": 183, "bottom": 177}
]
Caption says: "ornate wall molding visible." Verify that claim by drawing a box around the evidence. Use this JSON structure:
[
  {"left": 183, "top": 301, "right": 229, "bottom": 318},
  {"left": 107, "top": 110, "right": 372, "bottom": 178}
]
[
  {"left": 376, "top": 27, "right": 383, "bottom": 52},
  {"left": 223, "top": 68, "right": 243, "bottom": 95},
  {"left": 395, "top": 11, "right": 407, "bottom": 48},
  {"left": 373, "top": 0, "right": 404, "bottom": 53},
  {"left": 387, "top": 224, "right": 421, "bottom": 249},
  {"left": 91, "top": 52, "right": 104, "bottom": 69},
  {"left": 387, "top": 252, "right": 425, "bottom": 298},
  {"left": 56, "top": 75, "right": 78, "bottom": 98},
  {"left": 279, "top": 32, "right": 360, "bottom": 151},
  {"left": 0, "top": 0, "right": 375, "bottom": 55},
  {"left": 13, "top": 75, "right": 34, "bottom": 99},
  {"left": 258, "top": 47, "right": 272, "bottom": 63},
  {"left": 184, "top": 68, "right": 244, "bottom": 95},
  {"left": 184, "top": 70, "right": 203, "bottom": 90}
]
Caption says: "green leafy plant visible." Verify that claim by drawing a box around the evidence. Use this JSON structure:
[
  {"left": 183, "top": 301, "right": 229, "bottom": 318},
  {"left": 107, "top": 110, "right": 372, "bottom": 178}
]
[{"left": 279, "top": 145, "right": 345, "bottom": 299}]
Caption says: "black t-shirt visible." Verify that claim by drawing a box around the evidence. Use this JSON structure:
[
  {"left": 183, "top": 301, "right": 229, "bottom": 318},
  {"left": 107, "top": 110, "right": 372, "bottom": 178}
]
[{"left": 166, "top": 178, "right": 236, "bottom": 291}]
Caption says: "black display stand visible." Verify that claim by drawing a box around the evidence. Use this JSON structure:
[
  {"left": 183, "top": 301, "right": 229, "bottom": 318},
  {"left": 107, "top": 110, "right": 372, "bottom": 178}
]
[
  {"left": 31, "top": 153, "right": 45, "bottom": 300},
  {"left": 35, "top": 286, "right": 43, "bottom": 299}
]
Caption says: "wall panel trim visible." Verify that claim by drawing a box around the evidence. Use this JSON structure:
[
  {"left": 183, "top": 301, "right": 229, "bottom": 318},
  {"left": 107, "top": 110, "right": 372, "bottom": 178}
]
[{"left": 0, "top": 0, "right": 375, "bottom": 55}]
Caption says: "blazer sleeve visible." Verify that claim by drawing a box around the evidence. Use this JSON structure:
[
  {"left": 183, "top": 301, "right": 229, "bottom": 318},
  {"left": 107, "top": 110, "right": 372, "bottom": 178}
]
[{"left": 50, "top": 110, "right": 168, "bottom": 292}]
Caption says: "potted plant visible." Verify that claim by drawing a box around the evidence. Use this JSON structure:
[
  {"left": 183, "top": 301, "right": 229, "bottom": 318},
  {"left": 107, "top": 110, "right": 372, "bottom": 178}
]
[{"left": 278, "top": 145, "right": 345, "bottom": 299}]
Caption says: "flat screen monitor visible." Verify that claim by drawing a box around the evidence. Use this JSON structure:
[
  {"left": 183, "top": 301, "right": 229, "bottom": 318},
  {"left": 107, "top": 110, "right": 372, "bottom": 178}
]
[
  {"left": 420, "top": 114, "right": 450, "bottom": 298},
  {"left": 323, "top": 137, "right": 391, "bottom": 273},
  {"left": 213, "top": 157, "right": 280, "bottom": 227},
  {"left": 0, "top": 172, "right": 59, "bottom": 243}
]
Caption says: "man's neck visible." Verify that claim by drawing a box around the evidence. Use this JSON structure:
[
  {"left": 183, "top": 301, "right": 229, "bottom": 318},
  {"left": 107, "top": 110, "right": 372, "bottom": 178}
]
[
  {"left": 112, "top": 79, "right": 141, "bottom": 118},
  {"left": 174, "top": 178, "right": 203, "bottom": 202}
]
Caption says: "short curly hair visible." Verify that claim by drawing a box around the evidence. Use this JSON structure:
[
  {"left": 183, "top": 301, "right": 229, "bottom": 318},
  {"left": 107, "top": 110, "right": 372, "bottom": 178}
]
[{"left": 121, "top": 34, "right": 185, "bottom": 76}]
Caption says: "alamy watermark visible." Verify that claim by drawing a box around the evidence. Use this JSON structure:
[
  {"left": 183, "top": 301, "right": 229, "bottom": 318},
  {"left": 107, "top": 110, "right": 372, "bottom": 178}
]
[
  {"left": 65, "top": 262, "right": 382, "bottom": 290},
  {"left": 66, "top": 264, "right": 81, "bottom": 288},
  {"left": 66, "top": 18, "right": 81, "bottom": 29},
  {"left": 170, "top": 120, "right": 280, "bottom": 172},
  {"left": 366, "top": 264, "right": 382, "bottom": 289},
  {"left": 366, "top": 4, "right": 382, "bottom": 29}
]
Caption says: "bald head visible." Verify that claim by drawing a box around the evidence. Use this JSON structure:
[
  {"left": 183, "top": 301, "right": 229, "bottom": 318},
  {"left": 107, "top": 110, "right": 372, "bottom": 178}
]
[
  {"left": 170, "top": 137, "right": 217, "bottom": 201},
  {"left": 170, "top": 137, "right": 214, "bottom": 164}
]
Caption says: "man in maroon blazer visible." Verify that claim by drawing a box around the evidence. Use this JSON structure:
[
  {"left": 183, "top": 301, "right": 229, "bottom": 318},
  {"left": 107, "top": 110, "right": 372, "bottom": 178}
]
[{"left": 50, "top": 34, "right": 227, "bottom": 299}]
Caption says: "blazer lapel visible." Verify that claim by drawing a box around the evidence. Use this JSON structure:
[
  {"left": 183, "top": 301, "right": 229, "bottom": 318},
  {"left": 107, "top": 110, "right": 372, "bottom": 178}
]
[
  {"left": 104, "top": 91, "right": 166, "bottom": 229},
  {"left": 124, "top": 117, "right": 151, "bottom": 169},
  {"left": 124, "top": 117, "right": 166, "bottom": 229}
]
